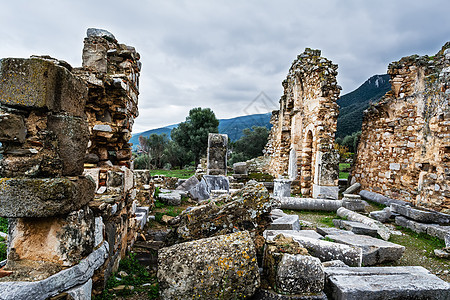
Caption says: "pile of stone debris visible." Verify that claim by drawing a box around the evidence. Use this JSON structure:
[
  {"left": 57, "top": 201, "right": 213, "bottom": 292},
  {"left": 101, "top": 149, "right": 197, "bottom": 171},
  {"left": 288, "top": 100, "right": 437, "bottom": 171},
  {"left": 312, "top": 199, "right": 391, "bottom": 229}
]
[{"left": 149, "top": 177, "right": 450, "bottom": 299}]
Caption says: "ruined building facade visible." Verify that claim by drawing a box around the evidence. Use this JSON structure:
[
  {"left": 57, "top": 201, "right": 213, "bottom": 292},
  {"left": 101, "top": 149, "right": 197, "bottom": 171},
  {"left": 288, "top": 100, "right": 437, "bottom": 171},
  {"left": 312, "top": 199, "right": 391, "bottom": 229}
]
[
  {"left": 353, "top": 43, "right": 450, "bottom": 213},
  {"left": 0, "top": 28, "right": 144, "bottom": 297},
  {"left": 265, "top": 49, "right": 340, "bottom": 199}
]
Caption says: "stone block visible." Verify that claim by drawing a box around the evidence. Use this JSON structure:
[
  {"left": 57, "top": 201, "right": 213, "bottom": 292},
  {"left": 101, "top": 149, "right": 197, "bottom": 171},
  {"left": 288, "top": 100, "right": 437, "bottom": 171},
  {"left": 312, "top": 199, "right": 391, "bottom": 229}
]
[
  {"left": 337, "top": 207, "right": 391, "bottom": 240},
  {"left": 390, "top": 203, "right": 450, "bottom": 225},
  {"left": 277, "top": 254, "right": 324, "bottom": 295},
  {"left": 324, "top": 266, "right": 450, "bottom": 300},
  {"left": 312, "top": 185, "right": 339, "bottom": 200},
  {"left": 158, "top": 231, "right": 259, "bottom": 299},
  {"left": 359, "top": 190, "right": 407, "bottom": 207},
  {"left": 0, "top": 176, "right": 95, "bottom": 218},
  {"left": 434, "top": 249, "right": 450, "bottom": 258},
  {"left": 121, "top": 166, "right": 134, "bottom": 192},
  {"left": 206, "top": 133, "right": 228, "bottom": 176},
  {"left": 158, "top": 191, "right": 181, "bottom": 206},
  {"left": 0, "top": 110, "right": 26, "bottom": 143},
  {"left": 280, "top": 197, "right": 343, "bottom": 211},
  {"left": 203, "top": 175, "right": 229, "bottom": 191},
  {"left": 270, "top": 208, "right": 288, "bottom": 221},
  {"left": 0, "top": 243, "right": 108, "bottom": 300},
  {"left": 48, "top": 114, "right": 89, "bottom": 176},
  {"left": 66, "top": 279, "right": 93, "bottom": 300},
  {"left": 0, "top": 58, "right": 87, "bottom": 116},
  {"left": 333, "top": 219, "right": 378, "bottom": 237},
  {"left": 175, "top": 175, "right": 199, "bottom": 191},
  {"left": 188, "top": 178, "right": 210, "bottom": 201},
  {"left": 395, "top": 216, "right": 450, "bottom": 240},
  {"left": 252, "top": 289, "right": 328, "bottom": 299},
  {"left": 83, "top": 168, "right": 100, "bottom": 190},
  {"left": 233, "top": 162, "right": 248, "bottom": 175},
  {"left": 445, "top": 234, "right": 450, "bottom": 248},
  {"left": 316, "top": 227, "right": 355, "bottom": 237},
  {"left": 369, "top": 207, "right": 392, "bottom": 223},
  {"left": 326, "top": 234, "right": 405, "bottom": 266},
  {"left": 265, "top": 229, "right": 323, "bottom": 241},
  {"left": 7, "top": 207, "right": 95, "bottom": 266},
  {"left": 343, "top": 182, "right": 361, "bottom": 195},
  {"left": 94, "top": 216, "right": 104, "bottom": 248},
  {"left": 273, "top": 179, "right": 292, "bottom": 198},
  {"left": 269, "top": 215, "right": 300, "bottom": 230}
]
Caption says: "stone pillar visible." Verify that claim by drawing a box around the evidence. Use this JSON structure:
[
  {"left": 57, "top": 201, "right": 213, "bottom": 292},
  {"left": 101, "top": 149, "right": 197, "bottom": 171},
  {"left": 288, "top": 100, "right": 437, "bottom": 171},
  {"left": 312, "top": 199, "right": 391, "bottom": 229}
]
[
  {"left": 0, "top": 57, "right": 96, "bottom": 273},
  {"left": 312, "top": 150, "right": 339, "bottom": 199},
  {"left": 206, "top": 133, "right": 228, "bottom": 175},
  {"left": 273, "top": 179, "right": 292, "bottom": 198}
]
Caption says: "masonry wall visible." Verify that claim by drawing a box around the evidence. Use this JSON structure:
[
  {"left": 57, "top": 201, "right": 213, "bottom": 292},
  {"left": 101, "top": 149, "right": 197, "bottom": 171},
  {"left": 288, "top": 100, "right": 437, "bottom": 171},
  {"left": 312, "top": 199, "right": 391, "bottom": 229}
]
[
  {"left": 265, "top": 49, "right": 340, "bottom": 197},
  {"left": 353, "top": 43, "right": 450, "bottom": 213}
]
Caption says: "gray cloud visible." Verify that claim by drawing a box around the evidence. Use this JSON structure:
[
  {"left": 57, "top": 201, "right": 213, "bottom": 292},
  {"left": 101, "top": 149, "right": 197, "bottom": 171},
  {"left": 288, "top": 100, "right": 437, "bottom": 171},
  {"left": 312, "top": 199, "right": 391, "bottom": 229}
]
[{"left": 0, "top": 0, "right": 449, "bottom": 133}]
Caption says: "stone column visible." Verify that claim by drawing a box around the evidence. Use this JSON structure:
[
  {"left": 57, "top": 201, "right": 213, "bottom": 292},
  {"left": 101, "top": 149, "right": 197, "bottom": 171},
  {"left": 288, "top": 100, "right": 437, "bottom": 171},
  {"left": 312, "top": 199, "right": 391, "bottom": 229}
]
[
  {"left": 0, "top": 57, "right": 95, "bottom": 276},
  {"left": 206, "top": 133, "right": 228, "bottom": 176},
  {"left": 312, "top": 150, "right": 340, "bottom": 199}
]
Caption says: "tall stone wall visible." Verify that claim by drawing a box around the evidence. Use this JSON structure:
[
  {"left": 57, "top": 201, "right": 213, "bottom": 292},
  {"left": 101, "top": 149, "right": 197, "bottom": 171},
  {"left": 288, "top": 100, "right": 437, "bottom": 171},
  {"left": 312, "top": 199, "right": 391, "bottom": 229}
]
[
  {"left": 353, "top": 43, "right": 450, "bottom": 213},
  {"left": 265, "top": 48, "right": 340, "bottom": 198}
]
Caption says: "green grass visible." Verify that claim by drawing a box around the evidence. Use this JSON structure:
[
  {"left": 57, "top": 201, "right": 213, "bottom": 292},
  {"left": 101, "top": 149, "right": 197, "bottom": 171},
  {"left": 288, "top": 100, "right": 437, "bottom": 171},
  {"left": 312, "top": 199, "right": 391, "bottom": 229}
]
[
  {"left": 248, "top": 173, "right": 274, "bottom": 182},
  {"left": 339, "top": 163, "right": 350, "bottom": 179},
  {"left": 94, "top": 253, "right": 158, "bottom": 299},
  {"left": 0, "top": 242, "right": 6, "bottom": 261},
  {"left": 0, "top": 217, "right": 7, "bottom": 233},
  {"left": 151, "top": 169, "right": 195, "bottom": 179}
]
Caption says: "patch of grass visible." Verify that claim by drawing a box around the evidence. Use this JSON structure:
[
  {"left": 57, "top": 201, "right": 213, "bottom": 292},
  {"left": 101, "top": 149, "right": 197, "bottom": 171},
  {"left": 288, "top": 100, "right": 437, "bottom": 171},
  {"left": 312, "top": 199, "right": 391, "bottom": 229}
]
[
  {"left": 323, "top": 236, "right": 335, "bottom": 242},
  {"left": 339, "top": 163, "right": 351, "bottom": 171},
  {"left": 319, "top": 216, "right": 334, "bottom": 227},
  {"left": 155, "top": 206, "right": 182, "bottom": 223},
  {"left": 94, "top": 253, "right": 158, "bottom": 300},
  {"left": 0, "top": 242, "right": 6, "bottom": 261},
  {"left": 0, "top": 217, "right": 7, "bottom": 233},
  {"left": 151, "top": 169, "right": 194, "bottom": 179},
  {"left": 339, "top": 172, "right": 349, "bottom": 179},
  {"left": 393, "top": 226, "right": 445, "bottom": 249}
]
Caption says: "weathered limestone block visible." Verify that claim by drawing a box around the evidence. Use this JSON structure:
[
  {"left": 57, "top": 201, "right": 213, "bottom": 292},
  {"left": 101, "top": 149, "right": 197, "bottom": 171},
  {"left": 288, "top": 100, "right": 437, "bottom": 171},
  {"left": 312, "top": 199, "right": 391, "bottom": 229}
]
[
  {"left": 333, "top": 219, "right": 377, "bottom": 237},
  {"left": 0, "top": 176, "right": 95, "bottom": 218},
  {"left": 0, "top": 58, "right": 87, "bottom": 117},
  {"left": 317, "top": 227, "right": 355, "bottom": 237},
  {"left": 168, "top": 180, "right": 272, "bottom": 244},
  {"left": 326, "top": 234, "right": 405, "bottom": 266},
  {"left": 273, "top": 179, "right": 292, "bottom": 198},
  {"left": 264, "top": 229, "right": 323, "bottom": 241},
  {"left": 359, "top": 190, "right": 407, "bottom": 207},
  {"left": 279, "top": 197, "right": 343, "bottom": 211},
  {"left": 188, "top": 177, "right": 210, "bottom": 200},
  {"left": 369, "top": 207, "right": 392, "bottom": 223},
  {"left": 158, "top": 191, "right": 181, "bottom": 206},
  {"left": 395, "top": 216, "right": 450, "bottom": 240},
  {"left": 324, "top": 266, "right": 450, "bottom": 300},
  {"left": 203, "top": 175, "right": 229, "bottom": 191},
  {"left": 0, "top": 243, "right": 108, "bottom": 300},
  {"left": 0, "top": 110, "right": 26, "bottom": 143},
  {"left": 206, "top": 133, "right": 228, "bottom": 176},
  {"left": 233, "top": 162, "right": 248, "bottom": 175},
  {"left": 6, "top": 207, "right": 94, "bottom": 267},
  {"left": 277, "top": 254, "right": 324, "bottom": 295},
  {"left": 278, "top": 235, "right": 362, "bottom": 267},
  {"left": 337, "top": 207, "right": 391, "bottom": 240},
  {"left": 342, "top": 194, "right": 366, "bottom": 211},
  {"left": 133, "top": 170, "right": 150, "bottom": 187},
  {"left": 158, "top": 231, "right": 259, "bottom": 299},
  {"left": 269, "top": 215, "right": 300, "bottom": 231},
  {"left": 312, "top": 185, "right": 339, "bottom": 200},
  {"left": 390, "top": 203, "right": 450, "bottom": 225},
  {"left": 343, "top": 182, "right": 361, "bottom": 195},
  {"left": 175, "top": 175, "right": 199, "bottom": 191}
]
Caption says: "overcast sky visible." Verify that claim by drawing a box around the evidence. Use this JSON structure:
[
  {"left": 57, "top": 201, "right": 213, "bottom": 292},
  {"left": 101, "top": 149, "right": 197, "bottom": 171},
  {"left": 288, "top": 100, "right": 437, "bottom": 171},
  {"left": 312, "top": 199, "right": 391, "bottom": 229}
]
[{"left": 1, "top": 1, "right": 449, "bottom": 133}]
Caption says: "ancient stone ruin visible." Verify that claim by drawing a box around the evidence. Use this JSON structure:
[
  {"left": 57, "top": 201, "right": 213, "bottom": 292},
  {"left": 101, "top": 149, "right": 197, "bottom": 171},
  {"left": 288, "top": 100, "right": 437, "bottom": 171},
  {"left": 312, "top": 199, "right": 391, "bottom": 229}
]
[
  {"left": 265, "top": 48, "right": 340, "bottom": 199},
  {"left": 0, "top": 28, "right": 145, "bottom": 299},
  {"left": 353, "top": 43, "right": 450, "bottom": 213}
]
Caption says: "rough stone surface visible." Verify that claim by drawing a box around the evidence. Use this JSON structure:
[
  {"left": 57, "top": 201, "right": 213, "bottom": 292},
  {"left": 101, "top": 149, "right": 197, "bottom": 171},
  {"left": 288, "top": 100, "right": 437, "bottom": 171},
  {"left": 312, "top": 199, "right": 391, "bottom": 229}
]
[
  {"left": 446, "top": 234, "right": 450, "bottom": 248},
  {"left": 326, "top": 233, "right": 405, "bottom": 266},
  {"left": 0, "top": 176, "right": 95, "bottom": 218},
  {"left": 390, "top": 203, "right": 450, "bottom": 225},
  {"left": 369, "top": 207, "right": 392, "bottom": 223},
  {"left": 158, "top": 231, "right": 259, "bottom": 299},
  {"left": 353, "top": 43, "right": 450, "bottom": 213},
  {"left": 333, "top": 219, "right": 378, "bottom": 237},
  {"left": 233, "top": 162, "right": 248, "bottom": 175},
  {"left": 206, "top": 133, "right": 228, "bottom": 176},
  {"left": 158, "top": 191, "right": 182, "bottom": 206},
  {"left": 276, "top": 254, "right": 324, "bottom": 295},
  {"left": 168, "top": 180, "right": 272, "bottom": 244},
  {"left": 265, "top": 48, "right": 340, "bottom": 197},
  {"left": 395, "top": 216, "right": 450, "bottom": 240},
  {"left": 264, "top": 230, "right": 323, "bottom": 241},
  {"left": 343, "top": 182, "right": 361, "bottom": 195},
  {"left": 203, "top": 175, "right": 229, "bottom": 192},
  {"left": 0, "top": 57, "right": 87, "bottom": 116},
  {"left": 175, "top": 175, "right": 199, "bottom": 191},
  {"left": 324, "top": 266, "right": 450, "bottom": 300},
  {"left": 359, "top": 190, "right": 407, "bottom": 207},
  {"left": 0, "top": 243, "right": 108, "bottom": 300},
  {"left": 86, "top": 28, "right": 116, "bottom": 40},
  {"left": 279, "top": 197, "right": 343, "bottom": 211},
  {"left": 316, "top": 227, "right": 355, "bottom": 237},
  {"left": 188, "top": 177, "right": 210, "bottom": 200},
  {"left": 337, "top": 207, "right": 391, "bottom": 240},
  {"left": 269, "top": 215, "right": 300, "bottom": 231},
  {"left": 252, "top": 289, "right": 328, "bottom": 300},
  {"left": 66, "top": 279, "right": 93, "bottom": 300},
  {"left": 273, "top": 179, "right": 292, "bottom": 198}
]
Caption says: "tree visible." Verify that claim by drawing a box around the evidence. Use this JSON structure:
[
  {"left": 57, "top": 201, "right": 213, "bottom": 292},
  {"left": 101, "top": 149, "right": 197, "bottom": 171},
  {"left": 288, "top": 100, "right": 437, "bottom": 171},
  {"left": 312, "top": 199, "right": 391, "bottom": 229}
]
[
  {"left": 229, "top": 126, "right": 269, "bottom": 165},
  {"left": 138, "top": 133, "right": 169, "bottom": 169},
  {"left": 171, "top": 107, "right": 219, "bottom": 166},
  {"left": 163, "top": 140, "right": 194, "bottom": 169}
]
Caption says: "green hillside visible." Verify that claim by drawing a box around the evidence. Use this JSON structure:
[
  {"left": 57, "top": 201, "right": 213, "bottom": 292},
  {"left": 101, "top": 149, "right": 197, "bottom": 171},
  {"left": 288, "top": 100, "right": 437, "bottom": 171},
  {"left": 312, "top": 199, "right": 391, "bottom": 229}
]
[{"left": 336, "top": 74, "right": 391, "bottom": 138}]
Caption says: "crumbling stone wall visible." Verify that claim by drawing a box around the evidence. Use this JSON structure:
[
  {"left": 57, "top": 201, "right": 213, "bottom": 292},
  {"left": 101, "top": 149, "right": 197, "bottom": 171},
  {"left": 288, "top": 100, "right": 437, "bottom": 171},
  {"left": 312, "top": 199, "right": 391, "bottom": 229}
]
[
  {"left": 265, "top": 49, "right": 340, "bottom": 198},
  {"left": 353, "top": 43, "right": 450, "bottom": 213}
]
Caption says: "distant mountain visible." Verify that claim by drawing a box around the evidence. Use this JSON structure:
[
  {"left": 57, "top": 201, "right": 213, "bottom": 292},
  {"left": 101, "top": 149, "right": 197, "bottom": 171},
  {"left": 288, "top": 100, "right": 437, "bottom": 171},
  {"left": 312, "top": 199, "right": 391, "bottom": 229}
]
[
  {"left": 336, "top": 74, "right": 391, "bottom": 138},
  {"left": 130, "top": 112, "right": 272, "bottom": 148}
]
